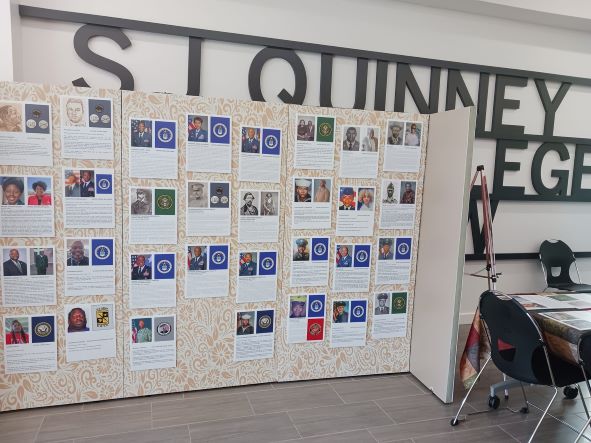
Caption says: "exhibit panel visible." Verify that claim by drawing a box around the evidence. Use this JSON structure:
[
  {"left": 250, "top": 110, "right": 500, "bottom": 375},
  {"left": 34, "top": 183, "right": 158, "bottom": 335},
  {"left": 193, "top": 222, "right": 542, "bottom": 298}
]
[
  {"left": 121, "top": 92, "right": 288, "bottom": 397},
  {"left": 0, "top": 81, "right": 123, "bottom": 411},
  {"left": 277, "top": 105, "right": 428, "bottom": 381}
]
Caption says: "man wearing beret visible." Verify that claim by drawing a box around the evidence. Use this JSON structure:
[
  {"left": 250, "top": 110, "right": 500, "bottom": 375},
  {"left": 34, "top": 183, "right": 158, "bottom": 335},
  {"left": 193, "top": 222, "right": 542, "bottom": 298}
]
[
  {"left": 293, "top": 238, "right": 309, "bottom": 261},
  {"left": 237, "top": 313, "right": 254, "bottom": 335},
  {"left": 375, "top": 293, "right": 390, "bottom": 315}
]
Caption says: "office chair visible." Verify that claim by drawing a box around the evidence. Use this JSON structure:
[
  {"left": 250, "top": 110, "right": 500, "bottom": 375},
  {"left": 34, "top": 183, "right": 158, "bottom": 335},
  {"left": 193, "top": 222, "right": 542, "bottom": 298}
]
[
  {"left": 452, "top": 290, "right": 588, "bottom": 443},
  {"left": 573, "top": 335, "right": 591, "bottom": 442},
  {"left": 539, "top": 240, "right": 591, "bottom": 292}
]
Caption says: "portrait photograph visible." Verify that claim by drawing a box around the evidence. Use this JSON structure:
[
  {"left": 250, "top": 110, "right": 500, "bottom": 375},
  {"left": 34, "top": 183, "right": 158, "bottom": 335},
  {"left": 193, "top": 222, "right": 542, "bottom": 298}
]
[
  {"left": 313, "top": 178, "right": 331, "bottom": 203},
  {"left": 130, "top": 119, "right": 153, "bottom": 148},
  {"left": 260, "top": 191, "right": 278, "bottom": 216},
  {"left": 289, "top": 296, "right": 307, "bottom": 318},
  {"left": 130, "top": 188, "right": 153, "bottom": 215},
  {"left": 62, "top": 97, "right": 87, "bottom": 127},
  {"left": 5, "top": 317, "right": 29, "bottom": 345},
  {"left": 332, "top": 301, "right": 350, "bottom": 323},
  {"left": 131, "top": 317, "right": 153, "bottom": 343},
  {"left": 236, "top": 311, "right": 255, "bottom": 335},
  {"left": 338, "top": 186, "right": 356, "bottom": 211},
  {"left": 187, "top": 245, "right": 208, "bottom": 271},
  {"left": 0, "top": 102, "right": 23, "bottom": 132},
  {"left": 335, "top": 245, "right": 353, "bottom": 268},
  {"left": 241, "top": 126, "right": 261, "bottom": 153},
  {"left": 378, "top": 238, "right": 394, "bottom": 260},
  {"left": 404, "top": 122, "right": 422, "bottom": 147},
  {"left": 292, "top": 238, "right": 310, "bottom": 261},
  {"left": 3, "top": 247, "right": 28, "bottom": 277},
  {"left": 64, "top": 170, "right": 80, "bottom": 198},
  {"left": 1, "top": 176, "right": 25, "bottom": 205},
  {"left": 66, "top": 239, "right": 90, "bottom": 267},
  {"left": 381, "top": 180, "right": 398, "bottom": 204},
  {"left": 342, "top": 126, "right": 360, "bottom": 151},
  {"left": 187, "top": 181, "right": 208, "bottom": 208},
  {"left": 239, "top": 191, "right": 259, "bottom": 216},
  {"left": 400, "top": 181, "right": 417, "bottom": 204},
  {"left": 361, "top": 126, "right": 379, "bottom": 152},
  {"left": 238, "top": 252, "right": 258, "bottom": 276},
  {"left": 67, "top": 306, "right": 91, "bottom": 333},
  {"left": 357, "top": 187, "right": 375, "bottom": 211},
  {"left": 209, "top": 182, "right": 230, "bottom": 208},
  {"left": 29, "top": 247, "right": 54, "bottom": 276},
  {"left": 187, "top": 114, "right": 209, "bottom": 143},
  {"left": 26, "top": 176, "right": 52, "bottom": 206},
  {"left": 293, "top": 178, "right": 313, "bottom": 203},
  {"left": 79, "top": 170, "right": 95, "bottom": 198},
  {"left": 387, "top": 121, "right": 404, "bottom": 145},
  {"left": 131, "top": 254, "right": 153, "bottom": 280},
  {"left": 296, "top": 116, "right": 315, "bottom": 141},
  {"left": 374, "top": 293, "right": 391, "bottom": 315}
]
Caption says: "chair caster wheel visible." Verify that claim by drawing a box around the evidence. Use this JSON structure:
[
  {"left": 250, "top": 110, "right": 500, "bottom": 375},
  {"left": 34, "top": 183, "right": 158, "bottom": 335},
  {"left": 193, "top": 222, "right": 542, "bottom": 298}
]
[
  {"left": 488, "top": 395, "right": 500, "bottom": 409},
  {"left": 563, "top": 386, "right": 579, "bottom": 399},
  {"left": 520, "top": 407, "right": 529, "bottom": 414},
  {"left": 450, "top": 418, "right": 459, "bottom": 426}
]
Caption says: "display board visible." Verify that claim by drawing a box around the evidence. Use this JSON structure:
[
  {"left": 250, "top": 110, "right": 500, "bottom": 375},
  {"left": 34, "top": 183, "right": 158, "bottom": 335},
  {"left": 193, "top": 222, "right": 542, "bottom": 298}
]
[
  {"left": 0, "top": 81, "right": 449, "bottom": 411},
  {"left": 0, "top": 81, "right": 123, "bottom": 410}
]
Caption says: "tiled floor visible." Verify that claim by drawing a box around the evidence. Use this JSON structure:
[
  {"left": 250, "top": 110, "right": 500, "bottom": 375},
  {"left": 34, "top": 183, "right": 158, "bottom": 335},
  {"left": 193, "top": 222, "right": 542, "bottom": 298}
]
[{"left": 4, "top": 325, "right": 591, "bottom": 442}]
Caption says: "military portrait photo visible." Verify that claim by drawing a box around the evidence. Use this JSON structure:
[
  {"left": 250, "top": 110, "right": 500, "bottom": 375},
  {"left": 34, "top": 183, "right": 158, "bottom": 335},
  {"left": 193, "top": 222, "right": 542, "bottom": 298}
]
[
  {"left": 187, "top": 115, "right": 209, "bottom": 143},
  {"left": 1, "top": 176, "right": 25, "bottom": 205},
  {"left": 62, "top": 97, "right": 86, "bottom": 127},
  {"left": 0, "top": 102, "right": 23, "bottom": 132},
  {"left": 240, "top": 191, "right": 259, "bottom": 216},
  {"left": 404, "top": 122, "right": 422, "bottom": 147},
  {"left": 400, "top": 181, "right": 416, "bottom": 204},
  {"left": 30, "top": 247, "right": 54, "bottom": 276},
  {"left": 293, "top": 238, "right": 310, "bottom": 261},
  {"left": 187, "top": 181, "right": 208, "bottom": 208},
  {"left": 296, "top": 116, "right": 315, "bottom": 141},
  {"left": 239, "top": 252, "right": 257, "bottom": 276},
  {"left": 188, "top": 245, "right": 207, "bottom": 271},
  {"left": 131, "top": 318, "right": 152, "bottom": 343},
  {"left": 361, "top": 127, "right": 379, "bottom": 152},
  {"left": 261, "top": 191, "right": 278, "bottom": 216},
  {"left": 338, "top": 187, "right": 356, "bottom": 211},
  {"left": 313, "top": 178, "right": 331, "bottom": 203},
  {"left": 79, "top": 170, "right": 95, "bottom": 197},
  {"left": 357, "top": 188, "right": 374, "bottom": 211},
  {"left": 131, "top": 254, "right": 152, "bottom": 280},
  {"left": 64, "top": 170, "right": 80, "bottom": 198},
  {"left": 375, "top": 293, "right": 391, "bottom": 315},
  {"left": 382, "top": 181, "right": 398, "bottom": 204},
  {"left": 290, "top": 296, "right": 307, "bottom": 318},
  {"left": 335, "top": 245, "right": 352, "bottom": 268},
  {"left": 131, "top": 188, "right": 153, "bottom": 215},
  {"left": 26, "top": 177, "right": 52, "bottom": 206},
  {"left": 3, "top": 247, "right": 28, "bottom": 276},
  {"left": 378, "top": 238, "right": 394, "bottom": 260},
  {"left": 387, "top": 121, "right": 404, "bottom": 145},
  {"left": 66, "top": 239, "right": 90, "bottom": 266},
  {"left": 333, "top": 301, "right": 349, "bottom": 323},
  {"left": 130, "top": 119, "right": 153, "bottom": 147},
  {"left": 342, "top": 126, "right": 360, "bottom": 151},
  {"left": 236, "top": 311, "right": 255, "bottom": 335},
  {"left": 294, "top": 178, "right": 312, "bottom": 203},
  {"left": 241, "top": 127, "right": 260, "bottom": 153}
]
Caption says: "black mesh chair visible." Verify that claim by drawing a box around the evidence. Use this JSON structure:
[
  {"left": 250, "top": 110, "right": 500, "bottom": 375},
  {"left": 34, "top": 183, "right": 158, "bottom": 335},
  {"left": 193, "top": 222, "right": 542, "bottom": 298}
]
[
  {"left": 539, "top": 240, "right": 591, "bottom": 292},
  {"left": 453, "top": 290, "right": 588, "bottom": 443}
]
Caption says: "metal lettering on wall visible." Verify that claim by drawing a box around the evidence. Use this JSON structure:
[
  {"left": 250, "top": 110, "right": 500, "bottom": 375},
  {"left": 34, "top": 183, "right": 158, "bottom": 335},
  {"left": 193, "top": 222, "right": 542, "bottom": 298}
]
[{"left": 19, "top": 6, "right": 591, "bottom": 260}]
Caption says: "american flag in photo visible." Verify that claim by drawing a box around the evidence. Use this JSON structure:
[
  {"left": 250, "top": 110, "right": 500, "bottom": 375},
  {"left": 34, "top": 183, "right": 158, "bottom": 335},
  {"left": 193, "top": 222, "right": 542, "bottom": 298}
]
[{"left": 335, "top": 248, "right": 342, "bottom": 265}]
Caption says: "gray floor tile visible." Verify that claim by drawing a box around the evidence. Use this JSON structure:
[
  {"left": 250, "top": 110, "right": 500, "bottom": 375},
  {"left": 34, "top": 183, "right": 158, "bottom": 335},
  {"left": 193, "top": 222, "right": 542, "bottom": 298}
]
[
  {"left": 183, "top": 383, "right": 274, "bottom": 399},
  {"left": 276, "top": 429, "right": 378, "bottom": 442},
  {"left": 288, "top": 401, "right": 393, "bottom": 437},
  {"left": 413, "top": 425, "right": 516, "bottom": 442},
  {"left": 369, "top": 417, "right": 466, "bottom": 442},
  {"left": 247, "top": 384, "right": 344, "bottom": 414},
  {"left": 151, "top": 393, "right": 252, "bottom": 428},
  {"left": 376, "top": 393, "right": 476, "bottom": 423},
  {"left": 189, "top": 412, "right": 299, "bottom": 443},
  {"left": 331, "top": 375, "right": 424, "bottom": 403},
  {"left": 0, "top": 414, "right": 43, "bottom": 442},
  {"left": 2, "top": 403, "right": 83, "bottom": 418},
  {"left": 73, "top": 425, "right": 190, "bottom": 443},
  {"left": 36, "top": 404, "right": 152, "bottom": 442},
  {"left": 499, "top": 414, "right": 584, "bottom": 442}
]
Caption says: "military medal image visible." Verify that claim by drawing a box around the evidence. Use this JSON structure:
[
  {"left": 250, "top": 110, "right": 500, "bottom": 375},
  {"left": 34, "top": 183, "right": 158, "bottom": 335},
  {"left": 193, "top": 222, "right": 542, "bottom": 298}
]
[{"left": 27, "top": 108, "right": 42, "bottom": 129}]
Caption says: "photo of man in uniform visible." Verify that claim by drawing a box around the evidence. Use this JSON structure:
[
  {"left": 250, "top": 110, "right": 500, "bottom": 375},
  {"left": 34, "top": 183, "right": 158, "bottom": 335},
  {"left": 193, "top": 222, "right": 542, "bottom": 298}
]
[
  {"left": 378, "top": 239, "right": 394, "bottom": 260},
  {"left": 239, "top": 253, "right": 257, "bottom": 276},
  {"left": 400, "top": 181, "right": 416, "bottom": 204},
  {"left": 67, "top": 240, "right": 89, "bottom": 266},
  {"left": 382, "top": 182, "right": 397, "bottom": 204},
  {"left": 132, "top": 318, "right": 152, "bottom": 343},
  {"left": 375, "top": 293, "right": 390, "bottom": 315},
  {"left": 188, "top": 182, "right": 207, "bottom": 208},
  {"left": 131, "top": 188, "right": 152, "bottom": 215},
  {"left": 64, "top": 98, "right": 85, "bottom": 127},
  {"left": 0, "top": 103, "right": 22, "bottom": 132},
  {"left": 131, "top": 120, "right": 152, "bottom": 147},
  {"left": 342, "top": 126, "right": 360, "bottom": 151},
  {"left": 33, "top": 248, "right": 49, "bottom": 275},
  {"left": 240, "top": 192, "right": 258, "bottom": 216},
  {"left": 3, "top": 248, "right": 27, "bottom": 276},
  {"left": 67, "top": 307, "right": 90, "bottom": 332},
  {"left": 237, "top": 312, "right": 254, "bottom": 335},
  {"left": 313, "top": 179, "right": 330, "bottom": 203},
  {"left": 294, "top": 178, "right": 312, "bottom": 203},
  {"left": 290, "top": 299, "right": 306, "bottom": 318},
  {"left": 339, "top": 187, "right": 356, "bottom": 210},
  {"left": 188, "top": 115, "right": 208, "bottom": 142},
  {"left": 293, "top": 238, "right": 310, "bottom": 261},
  {"left": 241, "top": 127, "right": 260, "bottom": 153},
  {"left": 261, "top": 192, "right": 277, "bottom": 216},
  {"left": 387, "top": 122, "right": 403, "bottom": 145},
  {"left": 336, "top": 245, "right": 352, "bottom": 268},
  {"left": 131, "top": 255, "right": 152, "bottom": 280},
  {"left": 79, "top": 170, "right": 95, "bottom": 197},
  {"left": 333, "top": 301, "right": 349, "bottom": 323},
  {"left": 189, "top": 246, "right": 207, "bottom": 270}
]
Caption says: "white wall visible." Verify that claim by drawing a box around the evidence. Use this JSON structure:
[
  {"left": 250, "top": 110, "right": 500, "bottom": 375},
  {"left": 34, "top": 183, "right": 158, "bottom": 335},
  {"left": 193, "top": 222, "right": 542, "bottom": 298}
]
[{"left": 10, "top": 0, "right": 591, "bottom": 322}]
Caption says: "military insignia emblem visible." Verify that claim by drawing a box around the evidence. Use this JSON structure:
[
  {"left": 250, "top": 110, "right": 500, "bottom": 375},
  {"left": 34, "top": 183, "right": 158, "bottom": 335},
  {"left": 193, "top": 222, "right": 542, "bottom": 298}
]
[
  {"left": 89, "top": 114, "right": 99, "bottom": 124},
  {"left": 356, "top": 250, "right": 368, "bottom": 263},
  {"left": 313, "top": 243, "right": 326, "bottom": 256},
  {"left": 221, "top": 196, "right": 229, "bottom": 204},
  {"left": 39, "top": 120, "right": 49, "bottom": 130},
  {"left": 258, "top": 315, "right": 272, "bottom": 329},
  {"left": 261, "top": 257, "right": 274, "bottom": 271},
  {"left": 101, "top": 114, "right": 111, "bottom": 124},
  {"left": 32, "top": 109, "right": 41, "bottom": 119},
  {"left": 310, "top": 300, "right": 323, "bottom": 313},
  {"left": 157, "top": 127, "right": 173, "bottom": 143},
  {"left": 28, "top": 109, "right": 40, "bottom": 129},
  {"left": 319, "top": 122, "right": 332, "bottom": 137},
  {"left": 308, "top": 322, "right": 322, "bottom": 336},
  {"left": 26, "top": 119, "right": 36, "bottom": 129},
  {"left": 264, "top": 134, "right": 278, "bottom": 149},
  {"left": 393, "top": 296, "right": 406, "bottom": 311},
  {"left": 157, "top": 322, "right": 172, "bottom": 336},
  {"left": 213, "top": 122, "right": 228, "bottom": 138},
  {"left": 94, "top": 244, "right": 111, "bottom": 261},
  {"left": 157, "top": 259, "right": 173, "bottom": 274},
  {"left": 210, "top": 196, "right": 219, "bottom": 204},
  {"left": 216, "top": 186, "right": 224, "bottom": 195},
  {"left": 352, "top": 305, "right": 365, "bottom": 318},
  {"left": 98, "top": 178, "right": 111, "bottom": 190},
  {"left": 95, "top": 307, "right": 110, "bottom": 327},
  {"left": 212, "top": 251, "right": 226, "bottom": 265},
  {"left": 157, "top": 194, "right": 173, "bottom": 210},
  {"left": 397, "top": 243, "right": 409, "bottom": 255},
  {"left": 35, "top": 321, "right": 52, "bottom": 337}
]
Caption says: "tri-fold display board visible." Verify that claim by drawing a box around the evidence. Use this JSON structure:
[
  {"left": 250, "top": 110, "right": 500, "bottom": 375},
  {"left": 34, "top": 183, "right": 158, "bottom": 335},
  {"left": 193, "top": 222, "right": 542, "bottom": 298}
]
[{"left": 0, "top": 81, "right": 474, "bottom": 410}]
